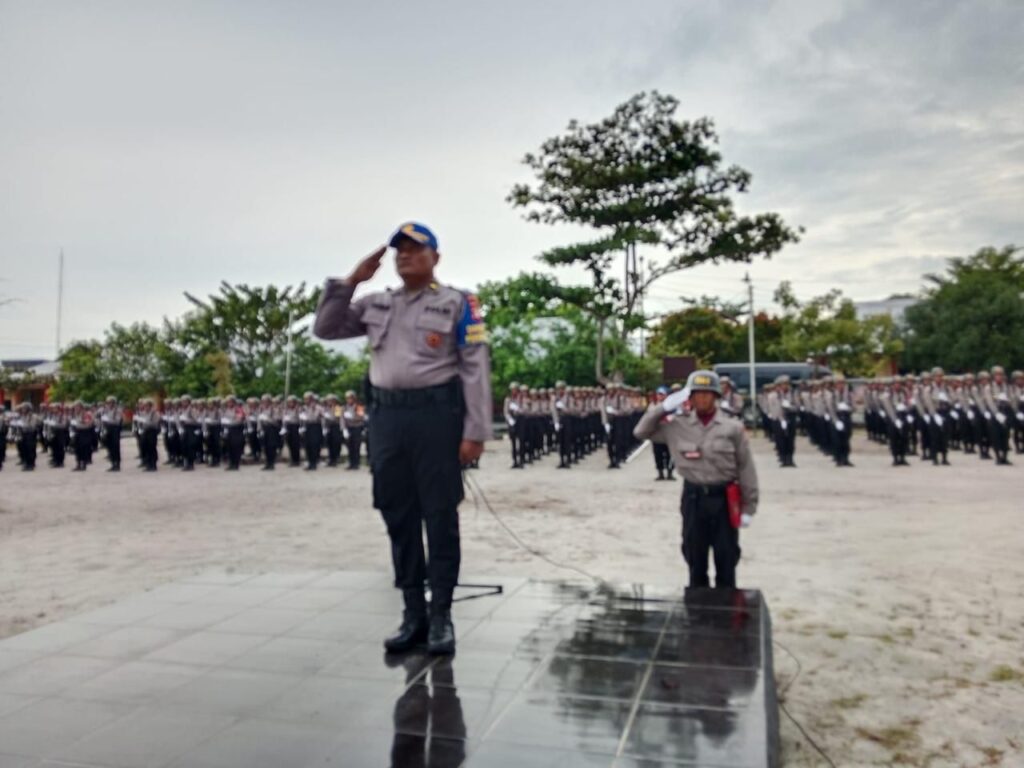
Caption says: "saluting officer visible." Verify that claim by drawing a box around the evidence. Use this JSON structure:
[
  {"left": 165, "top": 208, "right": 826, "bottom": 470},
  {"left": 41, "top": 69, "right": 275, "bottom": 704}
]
[
  {"left": 634, "top": 370, "right": 759, "bottom": 589},
  {"left": 314, "top": 222, "right": 493, "bottom": 656}
]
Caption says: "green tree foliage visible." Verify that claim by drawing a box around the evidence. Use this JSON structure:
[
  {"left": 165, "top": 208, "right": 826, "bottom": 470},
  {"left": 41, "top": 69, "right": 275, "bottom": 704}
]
[
  {"left": 903, "top": 246, "right": 1024, "bottom": 372},
  {"left": 772, "top": 282, "right": 903, "bottom": 376},
  {"left": 477, "top": 273, "right": 658, "bottom": 393},
  {"left": 169, "top": 282, "right": 321, "bottom": 395},
  {"left": 53, "top": 323, "right": 171, "bottom": 403},
  {"left": 52, "top": 283, "right": 368, "bottom": 402},
  {"left": 509, "top": 91, "right": 800, "bottom": 380}
]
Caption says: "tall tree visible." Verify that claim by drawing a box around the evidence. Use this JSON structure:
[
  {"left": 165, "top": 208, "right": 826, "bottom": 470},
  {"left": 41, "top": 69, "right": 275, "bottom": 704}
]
[
  {"left": 168, "top": 282, "right": 321, "bottom": 395},
  {"left": 509, "top": 91, "right": 800, "bottom": 380},
  {"left": 773, "top": 282, "right": 904, "bottom": 376},
  {"left": 903, "top": 245, "right": 1024, "bottom": 371}
]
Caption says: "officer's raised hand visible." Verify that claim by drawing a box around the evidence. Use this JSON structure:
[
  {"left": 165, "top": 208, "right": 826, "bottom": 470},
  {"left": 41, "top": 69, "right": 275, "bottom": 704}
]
[{"left": 346, "top": 245, "right": 387, "bottom": 285}]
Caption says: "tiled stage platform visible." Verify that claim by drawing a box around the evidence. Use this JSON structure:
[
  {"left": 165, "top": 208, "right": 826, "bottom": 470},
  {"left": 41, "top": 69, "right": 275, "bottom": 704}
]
[{"left": 0, "top": 571, "right": 777, "bottom": 767}]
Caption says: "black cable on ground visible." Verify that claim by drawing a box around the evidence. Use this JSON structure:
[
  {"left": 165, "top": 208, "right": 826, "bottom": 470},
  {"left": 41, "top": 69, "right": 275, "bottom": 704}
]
[
  {"left": 462, "top": 469, "right": 606, "bottom": 585},
  {"left": 773, "top": 639, "right": 838, "bottom": 768}
]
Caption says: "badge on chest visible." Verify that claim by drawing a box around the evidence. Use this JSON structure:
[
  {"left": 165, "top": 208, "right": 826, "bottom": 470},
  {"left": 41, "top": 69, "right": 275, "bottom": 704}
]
[
  {"left": 682, "top": 449, "right": 702, "bottom": 460},
  {"left": 425, "top": 332, "right": 443, "bottom": 349}
]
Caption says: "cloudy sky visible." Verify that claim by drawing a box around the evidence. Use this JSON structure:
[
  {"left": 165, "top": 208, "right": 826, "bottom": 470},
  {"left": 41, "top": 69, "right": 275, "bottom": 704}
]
[{"left": 2, "top": 0, "right": 1022, "bottom": 360}]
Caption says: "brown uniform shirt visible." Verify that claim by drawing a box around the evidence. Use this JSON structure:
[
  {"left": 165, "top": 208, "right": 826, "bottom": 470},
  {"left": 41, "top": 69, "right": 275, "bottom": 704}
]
[
  {"left": 313, "top": 279, "right": 493, "bottom": 442},
  {"left": 634, "top": 405, "right": 759, "bottom": 516}
]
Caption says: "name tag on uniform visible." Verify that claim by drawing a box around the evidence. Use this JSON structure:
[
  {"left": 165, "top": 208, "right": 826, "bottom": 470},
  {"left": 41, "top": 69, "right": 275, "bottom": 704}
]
[{"left": 682, "top": 450, "right": 701, "bottom": 460}]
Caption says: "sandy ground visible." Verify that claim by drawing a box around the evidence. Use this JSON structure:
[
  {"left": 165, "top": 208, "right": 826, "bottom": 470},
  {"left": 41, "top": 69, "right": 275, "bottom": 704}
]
[{"left": 1, "top": 432, "right": 1022, "bottom": 767}]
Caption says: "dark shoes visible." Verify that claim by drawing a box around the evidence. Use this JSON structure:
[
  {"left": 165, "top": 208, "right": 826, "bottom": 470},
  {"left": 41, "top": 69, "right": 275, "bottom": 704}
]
[
  {"left": 383, "top": 591, "right": 455, "bottom": 656},
  {"left": 383, "top": 613, "right": 429, "bottom": 654},
  {"left": 428, "top": 611, "right": 456, "bottom": 656}
]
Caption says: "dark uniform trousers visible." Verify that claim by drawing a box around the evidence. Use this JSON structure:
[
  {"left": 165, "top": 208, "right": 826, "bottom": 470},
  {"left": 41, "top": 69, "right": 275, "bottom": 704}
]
[
  {"left": 347, "top": 425, "right": 364, "bottom": 469},
  {"left": 18, "top": 427, "right": 38, "bottom": 469},
  {"left": 181, "top": 424, "right": 201, "bottom": 469},
  {"left": 51, "top": 427, "right": 69, "bottom": 467},
  {"left": 261, "top": 425, "right": 280, "bottom": 469},
  {"left": 141, "top": 427, "right": 159, "bottom": 470},
  {"left": 225, "top": 425, "right": 245, "bottom": 469},
  {"left": 369, "top": 381, "right": 464, "bottom": 613},
  {"left": 303, "top": 423, "right": 323, "bottom": 469},
  {"left": 104, "top": 424, "right": 122, "bottom": 469},
  {"left": 681, "top": 483, "right": 740, "bottom": 589},
  {"left": 285, "top": 424, "right": 302, "bottom": 466},
  {"left": 325, "top": 422, "right": 343, "bottom": 466}
]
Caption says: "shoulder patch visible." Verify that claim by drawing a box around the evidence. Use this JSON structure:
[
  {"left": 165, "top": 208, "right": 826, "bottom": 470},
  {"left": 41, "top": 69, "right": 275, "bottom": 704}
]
[{"left": 456, "top": 291, "right": 488, "bottom": 347}]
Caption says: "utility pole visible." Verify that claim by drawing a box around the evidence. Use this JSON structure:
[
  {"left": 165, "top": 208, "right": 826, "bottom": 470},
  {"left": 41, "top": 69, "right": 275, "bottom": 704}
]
[
  {"left": 744, "top": 273, "right": 757, "bottom": 431},
  {"left": 284, "top": 309, "right": 294, "bottom": 398},
  {"left": 56, "top": 248, "right": 64, "bottom": 359}
]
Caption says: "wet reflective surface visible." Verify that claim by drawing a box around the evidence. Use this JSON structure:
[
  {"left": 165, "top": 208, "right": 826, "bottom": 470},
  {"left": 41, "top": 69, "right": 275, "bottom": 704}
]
[{"left": 0, "top": 571, "right": 777, "bottom": 767}]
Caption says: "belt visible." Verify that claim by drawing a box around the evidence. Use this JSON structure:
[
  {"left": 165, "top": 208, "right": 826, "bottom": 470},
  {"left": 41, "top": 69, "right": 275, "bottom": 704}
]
[
  {"left": 683, "top": 481, "right": 728, "bottom": 498},
  {"left": 371, "top": 380, "right": 459, "bottom": 408}
]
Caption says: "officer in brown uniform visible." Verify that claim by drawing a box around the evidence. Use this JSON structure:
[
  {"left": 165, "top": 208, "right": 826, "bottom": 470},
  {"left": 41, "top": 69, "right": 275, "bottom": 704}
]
[
  {"left": 634, "top": 370, "right": 759, "bottom": 588},
  {"left": 314, "top": 222, "right": 492, "bottom": 655}
]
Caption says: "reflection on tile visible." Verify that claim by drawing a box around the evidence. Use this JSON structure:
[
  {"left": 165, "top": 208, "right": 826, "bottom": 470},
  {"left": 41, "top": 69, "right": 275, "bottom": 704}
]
[
  {"left": 642, "top": 664, "right": 762, "bottom": 709},
  {"left": 427, "top": 651, "right": 542, "bottom": 691},
  {"left": 623, "top": 702, "right": 765, "bottom": 767},
  {"left": 0, "top": 575, "right": 777, "bottom": 768},
  {"left": 554, "top": 627, "right": 660, "bottom": 663},
  {"left": 258, "top": 675, "right": 402, "bottom": 727},
  {"left": 319, "top": 731, "right": 467, "bottom": 767},
  {"left": 321, "top": 643, "right": 436, "bottom": 685},
  {"left": 656, "top": 631, "right": 761, "bottom": 669},
  {"left": 385, "top": 682, "right": 515, "bottom": 742},
  {"left": 487, "top": 693, "right": 631, "bottom": 754},
  {"left": 464, "top": 742, "right": 615, "bottom": 767},
  {"left": 532, "top": 656, "right": 647, "bottom": 701}
]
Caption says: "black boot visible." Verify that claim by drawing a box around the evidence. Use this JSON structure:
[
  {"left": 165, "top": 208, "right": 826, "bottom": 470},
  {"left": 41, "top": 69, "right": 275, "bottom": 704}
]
[
  {"left": 427, "top": 608, "right": 455, "bottom": 655},
  {"left": 383, "top": 589, "right": 428, "bottom": 654}
]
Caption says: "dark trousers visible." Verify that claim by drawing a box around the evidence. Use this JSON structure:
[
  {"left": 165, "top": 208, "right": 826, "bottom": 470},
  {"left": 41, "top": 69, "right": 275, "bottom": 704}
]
[
  {"left": 19, "top": 430, "right": 38, "bottom": 469},
  {"left": 141, "top": 428, "right": 159, "bottom": 470},
  {"left": 681, "top": 485, "right": 740, "bottom": 588},
  {"left": 225, "top": 425, "right": 245, "bottom": 469},
  {"left": 72, "top": 430, "right": 92, "bottom": 467},
  {"left": 181, "top": 425, "right": 200, "bottom": 469},
  {"left": 261, "top": 426, "right": 280, "bottom": 468},
  {"left": 51, "top": 427, "right": 69, "bottom": 467},
  {"left": 304, "top": 423, "right": 323, "bottom": 469},
  {"left": 205, "top": 427, "right": 222, "bottom": 466},
  {"left": 104, "top": 425, "right": 122, "bottom": 468},
  {"left": 285, "top": 424, "right": 302, "bottom": 465},
  {"left": 369, "top": 396, "right": 463, "bottom": 612},
  {"left": 347, "top": 426, "right": 364, "bottom": 468},
  {"left": 653, "top": 443, "right": 673, "bottom": 476},
  {"left": 247, "top": 424, "right": 262, "bottom": 460},
  {"left": 325, "top": 423, "right": 342, "bottom": 465}
]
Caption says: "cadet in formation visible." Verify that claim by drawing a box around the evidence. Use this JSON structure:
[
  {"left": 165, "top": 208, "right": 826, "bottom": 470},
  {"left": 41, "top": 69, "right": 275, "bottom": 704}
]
[
  {"left": 2, "top": 391, "right": 372, "bottom": 473},
  {"left": 863, "top": 366, "right": 1022, "bottom": 467},
  {"left": 502, "top": 381, "right": 644, "bottom": 470}
]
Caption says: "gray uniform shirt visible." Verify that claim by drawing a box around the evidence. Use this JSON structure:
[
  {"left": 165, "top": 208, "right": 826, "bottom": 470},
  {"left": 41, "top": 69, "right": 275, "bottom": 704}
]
[
  {"left": 634, "top": 405, "right": 759, "bottom": 516},
  {"left": 314, "top": 279, "right": 493, "bottom": 443}
]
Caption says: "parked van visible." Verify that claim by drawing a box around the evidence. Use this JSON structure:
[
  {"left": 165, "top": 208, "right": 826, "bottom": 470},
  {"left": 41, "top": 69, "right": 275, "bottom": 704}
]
[{"left": 712, "top": 362, "right": 833, "bottom": 395}]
